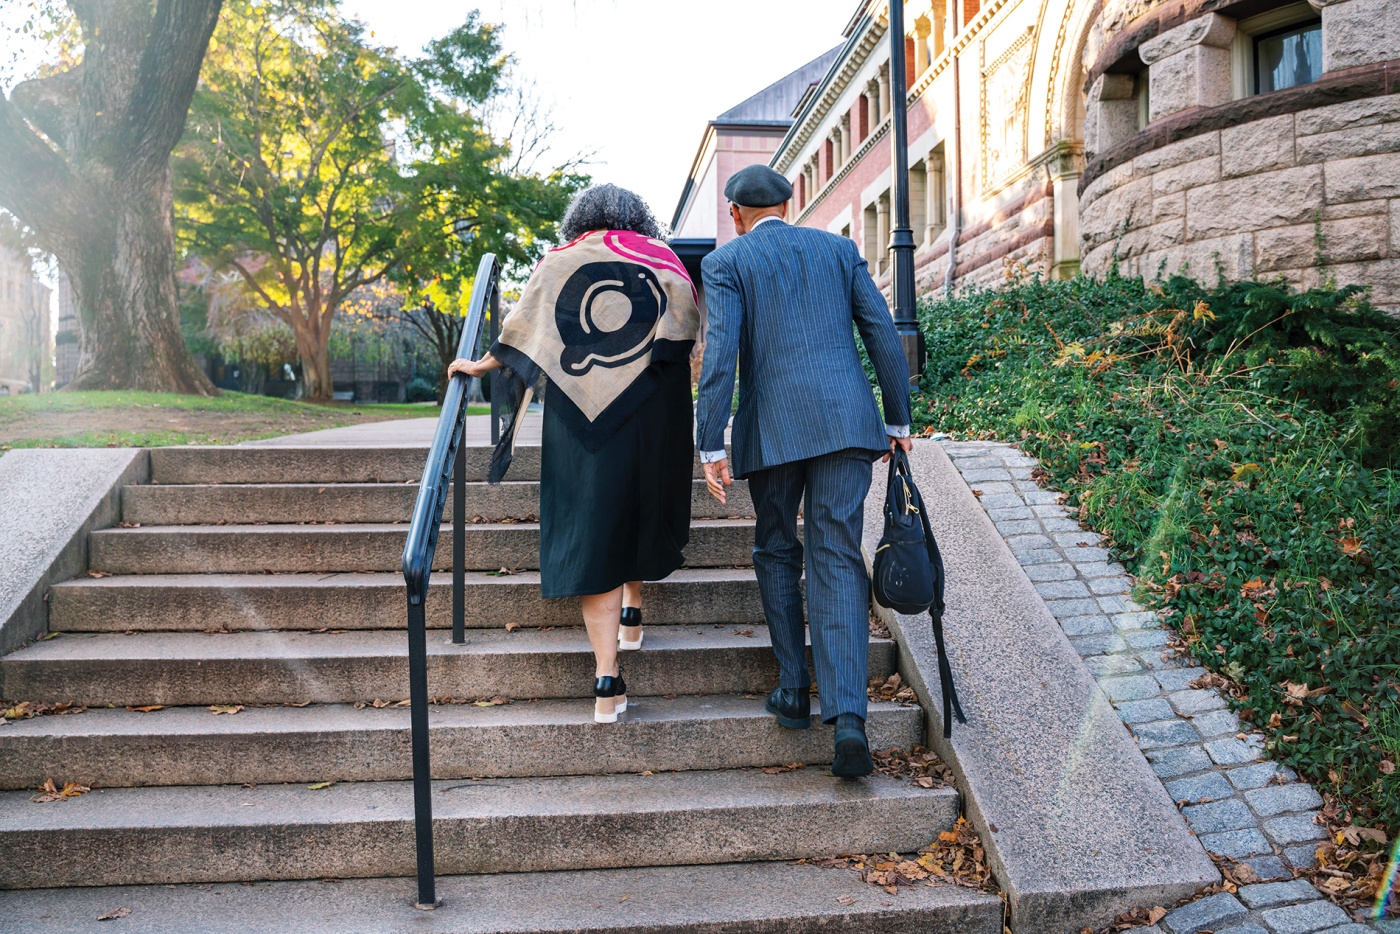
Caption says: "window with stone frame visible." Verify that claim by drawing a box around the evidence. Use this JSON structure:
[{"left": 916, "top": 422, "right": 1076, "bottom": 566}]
[
  {"left": 1232, "top": 3, "right": 1323, "bottom": 97},
  {"left": 1133, "top": 71, "right": 1150, "bottom": 131}
]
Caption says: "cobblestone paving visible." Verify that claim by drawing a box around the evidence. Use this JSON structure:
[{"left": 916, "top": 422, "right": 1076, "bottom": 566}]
[{"left": 941, "top": 440, "right": 1393, "bottom": 933}]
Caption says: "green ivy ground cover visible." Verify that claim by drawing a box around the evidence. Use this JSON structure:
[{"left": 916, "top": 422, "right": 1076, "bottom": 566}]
[{"left": 911, "top": 273, "right": 1400, "bottom": 836}]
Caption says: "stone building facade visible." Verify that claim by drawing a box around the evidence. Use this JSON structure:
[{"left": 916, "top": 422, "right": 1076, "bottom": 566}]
[
  {"left": 764, "top": 0, "right": 1399, "bottom": 311},
  {"left": 0, "top": 248, "right": 50, "bottom": 393}
]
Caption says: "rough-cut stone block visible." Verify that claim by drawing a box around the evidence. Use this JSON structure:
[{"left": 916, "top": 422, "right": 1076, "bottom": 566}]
[
  {"left": 1170, "top": 690, "right": 1226, "bottom": 716},
  {"left": 1040, "top": 517, "right": 1082, "bottom": 532},
  {"left": 1142, "top": 233, "right": 1257, "bottom": 283},
  {"left": 1081, "top": 177, "right": 1153, "bottom": 248},
  {"left": 1241, "top": 855, "right": 1290, "bottom": 881},
  {"left": 1214, "top": 924, "right": 1270, "bottom": 934},
  {"left": 1284, "top": 843, "right": 1320, "bottom": 868},
  {"left": 1007, "top": 534, "right": 1055, "bottom": 551},
  {"left": 961, "top": 468, "right": 1013, "bottom": 482},
  {"left": 1061, "top": 614, "right": 1115, "bottom": 636},
  {"left": 1072, "top": 633, "right": 1129, "bottom": 656},
  {"left": 1221, "top": 114, "right": 1297, "bottom": 179},
  {"left": 1155, "top": 192, "right": 1187, "bottom": 222},
  {"left": 1114, "top": 610, "right": 1161, "bottom": 630},
  {"left": 1147, "top": 745, "right": 1213, "bottom": 778},
  {"left": 1135, "top": 133, "right": 1223, "bottom": 174},
  {"left": 1244, "top": 784, "right": 1323, "bottom": 818},
  {"left": 1227, "top": 762, "right": 1296, "bottom": 790},
  {"left": 1297, "top": 95, "right": 1400, "bottom": 136},
  {"left": 1160, "top": 891, "right": 1247, "bottom": 934},
  {"left": 1126, "top": 629, "right": 1172, "bottom": 649},
  {"left": 997, "top": 519, "right": 1045, "bottom": 536},
  {"left": 1030, "top": 504, "right": 1068, "bottom": 518},
  {"left": 1035, "top": 580, "right": 1090, "bottom": 599},
  {"left": 1164, "top": 771, "right": 1234, "bottom": 804},
  {"left": 1317, "top": 0, "right": 1400, "bottom": 71},
  {"left": 1197, "top": 828, "right": 1273, "bottom": 858},
  {"left": 1023, "top": 491, "right": 1061, "bottom": 505},
  {"left": 1185, "top": 167, "right": 1325, "bottom": 241},
  {"left": 1256, "top": 216, "right": 1389, "bottom": 273},
  {"left": 1263, "top": 814, "right": 1327, "bottom": 845},
  {"left": 1155, "top": 668, "right": 1207, "bottom": 692},
  {"left": 1090, "top": 576, "right": 1133, "bottom": 595},
  {"left": 1066, "top": 546, "right": 1113, "bottom": 563},
  {"left": 1154, "top": 159, "right": 1219, "bottom": 196},
  {"left": 1315, "top": 925, "right": 1380, "bottom": 934},
  {"left": 1116, "top": 698, "right": 1175, "bottom": 724},
  {"left": 1258, "top": 900, "right": 1351, "bottom": 934},
  {"left": 1182, "top": 798, "right": 1258, "bottom": 834},
  {"left": 1237, "top": 879, "right": 1320, "bottom": 909},
  {"left": 978, "top": 492, "right": 1025, "bottom": 509},
  {"left": 1133, "top": 718, "right": 1201, "bottom": 749},
  {"left": 1014, "top": 548, "right": 1065, "bottom": 565},
  {"left": 1298, "top": 120, "right": 1400, "bottom": 164},
  {"left": 1148, "top": 44, "right": 1233, "bottom": 120},
  {"left": 1054, "top": 531, "right": 1101, "bottom": 547},
  {"left": 987, "top": 506, "right": 1035, "bottom": 521},
  {"left": 1074, "top": 561, "right": 1121, "bottom": 579},
  {"left": 1325, "top": 152, "right": 1400, "bottom": 202},
  {"left": 1190, "top": 709, "right": 1240, "bottom": 738},
  {"left": 1085, "top": 654, "right": 1144, "bottom": 677},
  {"left": 1138, "top": 650, "right": 1180, "bottom": 671},
  {"left": 1096, "top": 594, "right": 1134, "bottom": 614},
  {"left": 1097, "top": 672, "right": 1164, "bottom": 700},
  {"left": 970, "top": 481, "right": 1016, "bottom": 494},
  {"left": 1024, "top": 562, "right": 1077, "bottom": 582},
  {"left": 1044, "top": 597, "right": 1104, "bottom": 618},
  {"left": 1207, "top": 737, "right": 1265, "bottom": 766}
]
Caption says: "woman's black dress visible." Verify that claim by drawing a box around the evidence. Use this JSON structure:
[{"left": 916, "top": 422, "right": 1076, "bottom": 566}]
[{"left": 538, "top": 357, "right": 694, "bottom": 599}]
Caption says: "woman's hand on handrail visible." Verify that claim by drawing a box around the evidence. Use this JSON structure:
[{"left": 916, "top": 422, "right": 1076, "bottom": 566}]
[{"left": 447, "top": 354, "right": 501, "bottom": 380}]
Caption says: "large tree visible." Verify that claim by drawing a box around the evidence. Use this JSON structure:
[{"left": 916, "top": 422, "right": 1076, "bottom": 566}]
[
  {"left": 0, "top": 1, "right": 221, "bottom": 393},
  {"left": 176, "top": 1, "right": 585, "bottom": 400}
]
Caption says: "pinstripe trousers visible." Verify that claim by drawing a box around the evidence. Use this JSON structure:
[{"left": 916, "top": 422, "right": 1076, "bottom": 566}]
[{"left": 747, "top": 448, "right": 873, "bottom": 723}]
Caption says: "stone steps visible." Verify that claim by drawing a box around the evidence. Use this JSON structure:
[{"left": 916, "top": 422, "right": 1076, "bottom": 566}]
[
  {"left": 0, "top": 695, "right": 923, "bottom": 790},
  {"left": 48, "top": 568, "right": 770, "bottom": 632},
  {"left": 0, "top": 860, "right": 1005, "bottom": 934},
  {"left": 88, "top": 519, "right": 762, "bottom": 575},
  {"left": 0, "top": 625, "right": 898, "bottom": 707},
  {"left": 0, "top": 768, "right": 961, "bottom": 888},
  {"left": 122, "top": 479, "right": 755, "bottom": 525}
]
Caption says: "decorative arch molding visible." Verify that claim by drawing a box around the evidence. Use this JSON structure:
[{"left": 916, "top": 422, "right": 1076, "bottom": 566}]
[{"left": 1043, "top": 0, "right": 1102, "bottom": 147}]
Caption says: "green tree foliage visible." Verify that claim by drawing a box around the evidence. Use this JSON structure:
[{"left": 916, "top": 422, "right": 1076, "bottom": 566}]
[
  {"left": 175, "top": 0, "right": 586, "bottom": 399},
  {"left": 913, "top": 273, "right": 1400, "bottom": 838}
]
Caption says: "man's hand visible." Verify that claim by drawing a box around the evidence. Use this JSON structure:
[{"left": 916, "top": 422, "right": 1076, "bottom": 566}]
[
  {"left": 882, "top": 435, "right": 914, "bottom": 463},
  {"left": 703, "top": 458, "right": 733, "bottom": 505}
]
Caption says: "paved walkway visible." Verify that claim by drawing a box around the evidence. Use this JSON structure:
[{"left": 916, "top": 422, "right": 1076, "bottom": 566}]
[{"left": 941, "top": 439, "right": 1392, "bottom": 934}]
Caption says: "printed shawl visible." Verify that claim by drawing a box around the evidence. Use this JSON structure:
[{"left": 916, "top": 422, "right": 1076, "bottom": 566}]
[{"left": 487, "top": 230, "right": 700, "bottom": 481}]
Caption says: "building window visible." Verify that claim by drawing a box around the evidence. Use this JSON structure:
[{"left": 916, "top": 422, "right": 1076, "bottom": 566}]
[
  {"left": 1233, "top": 4, "right": 1323, "bottom": 98},
  {"left": 1255, "top": 20, "right": 1321, "bottom": 93}
]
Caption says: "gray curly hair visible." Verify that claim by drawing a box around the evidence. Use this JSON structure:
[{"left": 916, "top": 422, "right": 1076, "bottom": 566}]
[{"left": 557, "top": 183, "right": 665, "bottom": 242}]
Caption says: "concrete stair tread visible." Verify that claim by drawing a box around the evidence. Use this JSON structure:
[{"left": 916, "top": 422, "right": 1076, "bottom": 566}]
[
  {"left": 0, "top": 697, "right": 923, "bottom": 788},
  {"left": 47, "top": 568, "right": 770, "bottom": 632},
  {"left": 0, "top": 860, "right": 1004, "bottom": 933},
  {"left": 0, "top": 768, "right": 961, "bottom": 887},
  {"left": 93, "top": 518, "right": 758, "bottom": 534},
  {"left": 1, "top": 624, "right": 897, "bottom": 706}
]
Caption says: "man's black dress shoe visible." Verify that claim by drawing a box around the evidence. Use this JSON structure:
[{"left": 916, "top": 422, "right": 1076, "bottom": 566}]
[
  {"left": 765, "top": 687, "right": 811, "bottom": 729},
  {"left": 831, "top": 713, "right": 874, "bottom": 779}
]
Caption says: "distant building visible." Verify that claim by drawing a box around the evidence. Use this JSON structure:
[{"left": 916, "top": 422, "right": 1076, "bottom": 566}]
[
  {"left": 54, "top": 274, "right": 78, "bottom": 389},
  {"left": 743, "top": 0, "right": 1399, "bottom": 311},
  {"left": 0, "top": 248, "right": 51, "bottom": 393},
  {"left": 670, "top": 46, "right": 844, "bottom": 292}
]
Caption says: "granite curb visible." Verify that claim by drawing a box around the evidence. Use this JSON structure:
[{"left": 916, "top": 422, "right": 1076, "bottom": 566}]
[
  {"left": 939, "top": 439, "right": 1391, "bottom": 933},
  {"left": 0, "top": 448, "right": 147, "bottom": 655}
]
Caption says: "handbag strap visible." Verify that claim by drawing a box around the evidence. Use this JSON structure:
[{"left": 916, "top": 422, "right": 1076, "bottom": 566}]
[{"left": 912, "top": 474, "right": 967, "bottom": 739}]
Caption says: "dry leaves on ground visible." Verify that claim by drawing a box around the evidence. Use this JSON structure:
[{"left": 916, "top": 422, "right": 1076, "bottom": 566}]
[
  {"left": 868, "top": 612, "right": 891, "bottom": 639},
  {"left": 799, "top": 817, "right": 996, "bottom": 895},
  {"left": 31, "top": 778, "right": 91, "bottom": 803},
  {"left": 867, "top": 673, "right": 919, "bottom": 707},
  {"left": 873, "top": 745, "right": 954, "bottom": 789},
  {"left": 96, "top": 907, "right": 132, "bottom": 921},
  {"left": 208, "top": 705, "right": 243, "bottom": 715},
  {"left": 429, "top": 695, "right": 512, "bottom": 707},
  {"left": 3, "top": 700, "right": 89, "bottom": 722},
  {"left": 1301, "top": 795, "right": 1395, "bottom": 916}
]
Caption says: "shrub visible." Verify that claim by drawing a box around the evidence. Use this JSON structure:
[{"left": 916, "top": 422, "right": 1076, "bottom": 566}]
[
  {"left": 404, "top": 377, "right": 437, "bottom": 404},
  {"left": 911, "top": 272, "right": 1400, "bottom": 834}
]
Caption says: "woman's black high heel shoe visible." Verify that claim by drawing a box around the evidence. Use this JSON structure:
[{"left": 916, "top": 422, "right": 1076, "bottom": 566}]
[
  {"left": 593, "top": 673, "right": 628, "bottom": 723},
  {"left": 618, "top": 607, "right": 643, "bottom": 651}
]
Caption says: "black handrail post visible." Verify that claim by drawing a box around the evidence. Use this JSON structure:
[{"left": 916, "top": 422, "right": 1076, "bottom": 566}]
[
  {"left": 888, "top": 0, "right": 925, "bottom": 387},
  {"left": 405, "top": 596, "right": 439, "bottom": 909},
  {"left": 452, "top": 439, "right": 466, "bottom": 645},
  {"left": 488, "top": 282, "right": 501, "bottom": 446}
]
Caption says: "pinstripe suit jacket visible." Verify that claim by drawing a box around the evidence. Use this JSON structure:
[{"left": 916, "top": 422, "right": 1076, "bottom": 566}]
[{"left": 696, "top": 219, "right": 912, "bottom": 479}]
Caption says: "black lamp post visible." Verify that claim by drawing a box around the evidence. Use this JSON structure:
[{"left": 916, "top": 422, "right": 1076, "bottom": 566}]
[{"left": 887, "top": 0, "right": 925, "bottom": 386}]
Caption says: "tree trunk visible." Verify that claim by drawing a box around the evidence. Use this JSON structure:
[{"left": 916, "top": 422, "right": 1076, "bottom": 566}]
[
  {"left": 65, "top": 165, "right": 211, "bottom": 393},
  {"left": 291, "top": 318, "right": 335, "bottom": 401}
]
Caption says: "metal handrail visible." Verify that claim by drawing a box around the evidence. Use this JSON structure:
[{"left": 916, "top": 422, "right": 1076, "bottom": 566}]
[{"left": 400, "top": 252, "right": 501, "bottom": 910}]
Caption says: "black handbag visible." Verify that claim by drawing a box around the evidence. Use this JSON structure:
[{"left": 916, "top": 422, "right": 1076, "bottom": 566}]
[{"left": 872, "top": 449, "right": 967, "bottom": 738}]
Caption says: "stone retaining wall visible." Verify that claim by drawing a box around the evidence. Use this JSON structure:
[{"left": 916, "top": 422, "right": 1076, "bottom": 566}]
[{"left": 1080, "top": 93, "right": 1400, "bottom": 312}]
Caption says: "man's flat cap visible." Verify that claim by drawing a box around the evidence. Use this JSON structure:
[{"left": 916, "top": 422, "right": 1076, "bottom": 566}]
[{"left": 724, "top": 164, "right": 793, "bottom": 208}]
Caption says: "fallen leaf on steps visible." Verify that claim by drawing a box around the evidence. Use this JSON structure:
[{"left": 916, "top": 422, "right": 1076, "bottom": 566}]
[
  {"left": 127, "top": 705, "right": 164, "bottom": 713},
  {"left": 307, "top": 781, "right": 333, "bottom": 790},
  {"left": 31, "top": 778, "right": 91, "bottom": 803},
  {"left": 209, "top": 705, "right": 243, "bottom": 715},
  {"left": 96, "top": 907, "right": 132, "bottom": 921}
]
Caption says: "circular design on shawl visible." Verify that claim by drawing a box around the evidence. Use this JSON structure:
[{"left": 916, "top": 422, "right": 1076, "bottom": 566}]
[{"left": 555, "top": 261, "right": 665, "bottom": 376}]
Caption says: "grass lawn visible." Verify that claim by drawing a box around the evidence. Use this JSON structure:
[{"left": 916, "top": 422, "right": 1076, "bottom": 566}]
[
  {"left": 909, "top": 272, "right": 1399, "bottom": 903},
  {"left": 0, "top": 390, "right": 489, "bottom": 448}
]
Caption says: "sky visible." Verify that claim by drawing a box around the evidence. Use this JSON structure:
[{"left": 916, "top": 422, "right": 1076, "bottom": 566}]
[{"left": 340, "top": 0, "right": 858, "bottom": 223}]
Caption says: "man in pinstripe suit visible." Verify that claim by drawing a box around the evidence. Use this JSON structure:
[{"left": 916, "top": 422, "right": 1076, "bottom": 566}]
[{"left": 696, "top": 164, "right": 913, "bottom": 779}]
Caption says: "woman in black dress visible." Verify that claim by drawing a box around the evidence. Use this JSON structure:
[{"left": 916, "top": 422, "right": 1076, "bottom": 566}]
[{"left": 448, "top": 184, "right": 700, "bottom": 723}]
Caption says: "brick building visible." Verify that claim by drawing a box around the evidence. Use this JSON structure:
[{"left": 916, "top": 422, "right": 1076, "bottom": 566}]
[{"left": 748, "top": 0, "right": 1398, "bottom": 311}]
